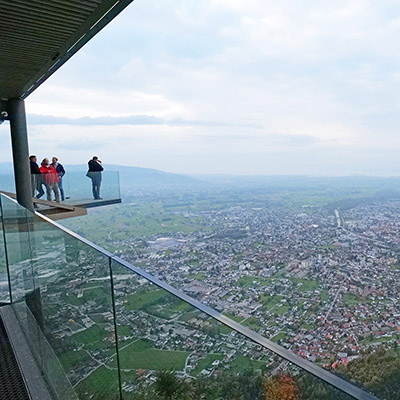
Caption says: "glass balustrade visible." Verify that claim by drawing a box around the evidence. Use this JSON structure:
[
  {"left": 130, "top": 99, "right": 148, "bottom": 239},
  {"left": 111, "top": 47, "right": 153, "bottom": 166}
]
[
  {"left": 0, "top": 193, "right": 381, "bottom": 400},
  {"left": 62, "top": 171, "right": 121, "bottom": 203},
  {"left": 0, "top": 202, "right": 10, "bottom": 304},
  {"left": 1, "top": 171, "right": 120, "bottom": 205},
  {"left": 111, "top": 257, "right": 355, "bottom": 400},
  {"left": 0, "top": 173, "right": 15, "bottom": 194}
]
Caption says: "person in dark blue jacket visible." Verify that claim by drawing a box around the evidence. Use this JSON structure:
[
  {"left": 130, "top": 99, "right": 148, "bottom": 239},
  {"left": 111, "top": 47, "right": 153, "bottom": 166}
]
[{"left": 52, "top": 157, "right": 66, "bottom": 201}]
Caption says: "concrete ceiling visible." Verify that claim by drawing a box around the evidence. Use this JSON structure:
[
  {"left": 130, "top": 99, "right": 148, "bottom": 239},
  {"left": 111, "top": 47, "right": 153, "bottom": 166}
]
[{"left": 0, "top": 0, "right": 134, "bottom": 101}]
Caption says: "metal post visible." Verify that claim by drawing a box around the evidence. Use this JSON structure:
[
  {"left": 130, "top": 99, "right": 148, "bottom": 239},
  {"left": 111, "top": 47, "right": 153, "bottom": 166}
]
[{"left": 7, "top": 99, "right": 33, "bottom": 211}]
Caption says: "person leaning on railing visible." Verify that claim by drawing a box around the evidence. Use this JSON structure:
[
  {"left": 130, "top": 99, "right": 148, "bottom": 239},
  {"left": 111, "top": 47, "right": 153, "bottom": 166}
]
[
  {"left": 29, "top": 155, "right": 45, "bottom": 199},
  {"left": 39, "top": 158, "right": 60, "bottom": 203},
  {"left": 87, "top": 156, "right": 104, "bottom": 200}
]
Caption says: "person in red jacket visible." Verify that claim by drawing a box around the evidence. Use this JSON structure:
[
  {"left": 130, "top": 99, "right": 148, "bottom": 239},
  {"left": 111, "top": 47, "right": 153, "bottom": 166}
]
[{"left": 40, "top": 158, "right": 60, "bottom": 203}]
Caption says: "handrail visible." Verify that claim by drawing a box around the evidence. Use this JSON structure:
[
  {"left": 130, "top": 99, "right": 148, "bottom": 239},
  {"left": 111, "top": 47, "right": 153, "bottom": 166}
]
[{"left": 1, "top": 193, "right": 378, "bottom": 400}]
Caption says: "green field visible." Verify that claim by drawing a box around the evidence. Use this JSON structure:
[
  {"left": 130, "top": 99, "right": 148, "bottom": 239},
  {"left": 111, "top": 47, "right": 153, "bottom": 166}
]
[
  {"left": 360, "top": 335, "right": 394, "bottom": 345},
  {"left": 320, "top": 289, "right": 330, "bottom": 302},
  {"left": 242, "top": 316, "right": 263, "bottom": 331},
  {"left": 274, "top": 304, "right": 290, "bottom": 315},
  {"left": 62, "top": 202, "right": 209, "bottom": 245},
  {"left": 188, "top": 272, "right": 206, "bottom": 281},
  {"left": 88, "top": 314, "right": 108, "bottom": 324},
  {"left": 260, "top": 295, "right": 284, "bottom": 311},
  {"left": 118, "top": 340, "right": 189, "bottom": 370},
  {"left": 291, "top": 278, "right": 319, "bottom": 293},
  {"left": 271, "top": 331, "right": 287, "bottom": 342},
  {"left": 218, "top": 324, "right": 233, "bottom": 335},
  {"left": 192, "top": 353, "right": 224, "bottom": 376},
  {"left": 222, "top": 312, "right": 244, "bottom": 323},
  {"left": 343, "top": 293, "right": 360, "bottom": 307},
  {"left": 163, "top": 299, "right": 192, "bottom": 313},
  {"left": 237, "top": 276, "right": 271, "bottom": 289},
  {"left": 58, "top": 349, "right": 92, "bottom": 371},
  {"left": 62, "top": 286, "right": 110, "bottom": 306},
  {"left": 76, "top": 365, "right": 119, "bottom": 399},
  {"left": 301, "top": 321, "right": 316, "bottom": 331},
  {"left": 179, "top": 310, "right": 200, "bottom": 323},
  {"left": 125, "top": 289, "right": 169, "bottom": 310},
  {"left": 72, "top": 324, "right": 109, "bottom": 345},
  {"left": 228, "top": 356, "right": 267, "bottom": 373},
  {"left": 117, "top": 325, "right": 134, "bottom": 337},
  {"left": 149, "top": 299, "right": 192, "bottom": 320}
]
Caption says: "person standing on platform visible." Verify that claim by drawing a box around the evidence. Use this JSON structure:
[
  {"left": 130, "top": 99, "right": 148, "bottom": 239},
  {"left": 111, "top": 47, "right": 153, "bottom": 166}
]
[
  {"left": 87, "top": 156, "right": 104, "bottom": 200},
  {"left": 52, "top": 157, "right": 66, "bottom": 201},
  {"left": 40, "top": 158, "right": 60, "bottom": 203},
  {"left": 29, "top": 155, "right": 44, "bottom": 199}
]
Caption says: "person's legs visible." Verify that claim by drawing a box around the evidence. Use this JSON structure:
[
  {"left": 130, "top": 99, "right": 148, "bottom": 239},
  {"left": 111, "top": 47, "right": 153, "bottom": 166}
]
[
  {"left": 31, "top": 175, "right": 36, "bottom": 197},
  {"left": 46, "top": 184, "right": 52, "bottom": 201},
  {"left": 36, "top": 175, "right": 45, "bottom": 198},
  {"left": 97, "top": 179, "right": 102, "bottom": 199},
  {"left": 53, "top": 183, "right": 60, "bottom": 203},
  {"left": 91, "top": 179, "right": 97, "bottom": 199},
  {"left": 93, "top": 172, "right": 102, "bottom": 199},
  {"left": 58, "top": 177, "right": 65, "bottom": 201},
  {"left": 94, "top": 183, "right": 100, "bottom": 199},
  {"left": 31, "top": 175, "right": 35, "bottom": 197}
]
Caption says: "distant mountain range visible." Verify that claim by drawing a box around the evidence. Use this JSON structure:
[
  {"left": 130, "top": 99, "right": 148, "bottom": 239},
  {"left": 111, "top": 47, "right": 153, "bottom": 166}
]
[
  {"left": 0, "top": 162, "right": 199, "bottom": 187},
  {"left": 2, "top": 162, "right": 400, "bottom": 191}
]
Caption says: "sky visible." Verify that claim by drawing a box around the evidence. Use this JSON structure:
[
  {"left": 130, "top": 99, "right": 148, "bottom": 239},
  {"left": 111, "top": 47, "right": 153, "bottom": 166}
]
[{"left": 2, "top": 0, "right": 400, "bottom": 176}]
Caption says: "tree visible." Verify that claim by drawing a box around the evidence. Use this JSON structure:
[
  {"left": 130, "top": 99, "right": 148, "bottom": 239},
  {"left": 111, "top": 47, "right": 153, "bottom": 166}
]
[
  {"left": 264, "top": 374, "right": 299, "bottom": 400},
  {"left": 154, "top": 371, "right": 184, "bottom": 400}
]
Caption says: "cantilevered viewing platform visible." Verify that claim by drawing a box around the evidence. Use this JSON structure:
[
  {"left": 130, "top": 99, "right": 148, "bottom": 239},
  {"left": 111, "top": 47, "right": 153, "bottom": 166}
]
[
  {"left": 0, "top": 170, "right": 121, "bottom": 220},
  {"left": 0, "top": 0, "right": 131, "bottom": 212}
]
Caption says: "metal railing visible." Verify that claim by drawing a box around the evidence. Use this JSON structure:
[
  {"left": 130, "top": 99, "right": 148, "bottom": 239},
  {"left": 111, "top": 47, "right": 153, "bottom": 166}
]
[{"left": 0, "top": 193, "right": 377, "bottom": 400}]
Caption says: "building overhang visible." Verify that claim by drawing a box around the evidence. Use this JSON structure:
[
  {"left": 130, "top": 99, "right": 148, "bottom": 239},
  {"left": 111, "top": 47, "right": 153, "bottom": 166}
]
[{"left": 0, "top": 0, "right": 135, "bottom": 101}]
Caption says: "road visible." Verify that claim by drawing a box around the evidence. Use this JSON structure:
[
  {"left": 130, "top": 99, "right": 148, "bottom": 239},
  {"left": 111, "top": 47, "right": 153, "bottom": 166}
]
[
  {"left": 334, "top": 209, "right": 342, "bottom": 228},
  {"left": 322, "top": 284, "right": 342, "bottom": 324}
]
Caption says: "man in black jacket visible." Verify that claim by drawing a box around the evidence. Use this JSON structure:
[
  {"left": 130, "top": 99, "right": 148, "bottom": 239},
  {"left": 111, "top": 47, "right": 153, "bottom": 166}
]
[
  {"left": 29, "top": 155, "right": 44, "bottom": 199},
  {"left": 87, "top": 156, "right": 104, "bottom": 200}
]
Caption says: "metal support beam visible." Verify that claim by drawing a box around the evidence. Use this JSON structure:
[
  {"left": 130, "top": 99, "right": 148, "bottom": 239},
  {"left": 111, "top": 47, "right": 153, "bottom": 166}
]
[{"left": 7, "top": 99, "right": 33, "bottom": 211}]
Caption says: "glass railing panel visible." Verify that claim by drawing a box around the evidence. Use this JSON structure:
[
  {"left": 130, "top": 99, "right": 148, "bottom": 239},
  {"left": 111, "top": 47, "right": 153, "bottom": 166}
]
[
  {"left": 0, "top": 194, "right": 41, "bottom": 361},
  {"left": 26, "top": 211, "right": 120, "bottom": 400},
  {"left": 0, "top": 170, "right": 120, "bottom": 203},
  {"left": 110, "top": 258, "right": 355, "bottom": 400},
  {"left": 62, "top": 171, "right": 120, "bottom": 203},
  {"left": 0, "top": 173, "right": 15, "bottom": 193},
  {"left": 0, "top": 199, "right": 10, "bottom": 303}
]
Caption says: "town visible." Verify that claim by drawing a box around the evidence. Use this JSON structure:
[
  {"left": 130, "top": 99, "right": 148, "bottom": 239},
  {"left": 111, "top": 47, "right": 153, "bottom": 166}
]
[{"left": 57, "top": 187, "right": 400, "bottom": 398}]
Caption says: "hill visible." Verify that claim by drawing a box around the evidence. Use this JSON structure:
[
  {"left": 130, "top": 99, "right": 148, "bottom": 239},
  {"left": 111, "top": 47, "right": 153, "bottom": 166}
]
[{"left": 0, "top": 162, "right": 199, "bottom": 189}]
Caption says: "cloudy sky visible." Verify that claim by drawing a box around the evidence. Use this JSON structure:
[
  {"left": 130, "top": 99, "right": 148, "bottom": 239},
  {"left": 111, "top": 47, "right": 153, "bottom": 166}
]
[{"left": 2, "top": 0, "right": 400, "bottom": 175}]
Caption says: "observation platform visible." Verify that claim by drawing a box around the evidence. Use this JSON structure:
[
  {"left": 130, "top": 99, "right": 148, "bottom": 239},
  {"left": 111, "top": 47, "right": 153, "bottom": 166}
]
[
  {"left": 64, "top": 197, "right": 121, "bottom": 209},
  {"left": 0, "top": 170, "right": 121, "bottom": 220},
  {"left": 0, "top": 188, "right": 121, "bottom": 221}
]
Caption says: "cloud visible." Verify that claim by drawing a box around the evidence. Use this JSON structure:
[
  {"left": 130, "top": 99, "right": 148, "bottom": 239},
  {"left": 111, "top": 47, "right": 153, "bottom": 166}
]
[{"left": 4, "top": 0, "right": 397, "bottom": 176}]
